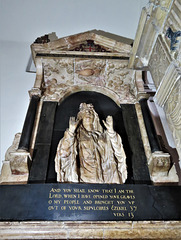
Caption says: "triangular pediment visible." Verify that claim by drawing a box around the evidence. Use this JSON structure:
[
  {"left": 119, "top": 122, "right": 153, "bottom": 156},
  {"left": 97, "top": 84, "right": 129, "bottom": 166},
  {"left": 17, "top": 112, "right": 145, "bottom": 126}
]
[{"left": 31, "top": 30, "right": 133, "bottom": 62}]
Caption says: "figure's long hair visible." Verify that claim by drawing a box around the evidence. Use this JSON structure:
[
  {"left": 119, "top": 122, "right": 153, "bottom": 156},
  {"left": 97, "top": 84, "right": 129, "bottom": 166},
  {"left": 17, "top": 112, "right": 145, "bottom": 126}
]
[{"left": 77, "top": 103, "right": 103, "bottom": 133}]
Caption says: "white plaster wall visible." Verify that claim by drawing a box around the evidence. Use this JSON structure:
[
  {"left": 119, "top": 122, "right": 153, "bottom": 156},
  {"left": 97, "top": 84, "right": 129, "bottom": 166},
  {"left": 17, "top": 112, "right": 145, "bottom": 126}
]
[{"left": 0, "top": 0, "right": 148, "bottom": 170}]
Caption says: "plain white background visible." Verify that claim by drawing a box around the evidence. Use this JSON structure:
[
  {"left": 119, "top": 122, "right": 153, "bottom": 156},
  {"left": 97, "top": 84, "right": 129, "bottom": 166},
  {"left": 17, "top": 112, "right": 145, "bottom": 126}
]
[{"left": 0, "top": 0, "right": 148, "bottom": 170}]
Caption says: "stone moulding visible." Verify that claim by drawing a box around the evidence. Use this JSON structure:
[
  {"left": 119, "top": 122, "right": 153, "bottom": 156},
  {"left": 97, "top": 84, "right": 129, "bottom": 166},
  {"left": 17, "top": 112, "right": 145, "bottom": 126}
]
[
  {"left": 31, "top": 30, "right": 132, "bottom": 62},
  {"left": 42, "top": 84, "right": 134, "bottom": 105},
  {"left": 0, "top": 221, "right": 181, "bottom": 239}
]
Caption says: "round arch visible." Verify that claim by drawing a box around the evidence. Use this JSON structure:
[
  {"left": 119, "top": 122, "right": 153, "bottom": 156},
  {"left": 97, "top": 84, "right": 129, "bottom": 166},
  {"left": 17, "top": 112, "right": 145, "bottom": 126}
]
[
  {"left": 46, "top": 91, "right": 132, "bottom": 183},
  {"left": 58, "top": 84, "right": 121, "bottom": 107}
]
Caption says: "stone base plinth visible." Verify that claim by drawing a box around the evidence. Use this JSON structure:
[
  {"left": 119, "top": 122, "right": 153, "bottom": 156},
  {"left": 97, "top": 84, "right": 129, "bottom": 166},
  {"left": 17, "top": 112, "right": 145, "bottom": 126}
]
[{"left": 0, "top": 221, "right": 181, "bottom": 239}]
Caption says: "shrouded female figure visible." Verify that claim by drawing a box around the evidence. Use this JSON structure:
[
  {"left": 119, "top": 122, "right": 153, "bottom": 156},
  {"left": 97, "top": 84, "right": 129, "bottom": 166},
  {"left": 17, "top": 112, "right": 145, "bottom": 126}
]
[{"left": 55, "top": 103, "right": 127, "bottom": 184}]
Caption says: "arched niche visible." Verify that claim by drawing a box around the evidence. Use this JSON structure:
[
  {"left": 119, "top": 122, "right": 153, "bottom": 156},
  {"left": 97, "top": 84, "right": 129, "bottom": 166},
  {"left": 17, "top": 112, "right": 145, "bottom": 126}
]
[
  {"left": 29, "top": 90, "right": 150, "bottom": 185},
  {"left": 46, "top": 91, "right": 133, "bottom": 183}
]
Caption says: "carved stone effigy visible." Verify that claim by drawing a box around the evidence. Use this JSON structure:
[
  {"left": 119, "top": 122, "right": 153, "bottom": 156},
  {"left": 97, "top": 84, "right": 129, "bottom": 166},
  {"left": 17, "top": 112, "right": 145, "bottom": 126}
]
[{"left": 55, "top": 103, "right": 127, "bottom": 184}]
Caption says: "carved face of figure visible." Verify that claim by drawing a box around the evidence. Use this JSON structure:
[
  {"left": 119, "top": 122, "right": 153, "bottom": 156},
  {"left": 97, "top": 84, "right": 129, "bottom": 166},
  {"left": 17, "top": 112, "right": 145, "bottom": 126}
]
[
  {"left": 77, "top": 103, "right": 103, "bottom": 133},
  {"left": 78, "top": 103, "right": 95, "bottom": 130}
]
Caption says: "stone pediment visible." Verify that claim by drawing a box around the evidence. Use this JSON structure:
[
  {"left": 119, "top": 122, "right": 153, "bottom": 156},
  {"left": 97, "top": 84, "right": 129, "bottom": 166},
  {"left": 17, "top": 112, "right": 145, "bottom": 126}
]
[{"left": 31, "top": 30, "right": 133, "bottom": 62}]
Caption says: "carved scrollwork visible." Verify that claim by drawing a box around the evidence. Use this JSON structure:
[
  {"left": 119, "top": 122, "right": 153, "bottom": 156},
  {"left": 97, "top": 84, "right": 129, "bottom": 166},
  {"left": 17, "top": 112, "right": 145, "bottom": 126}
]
[
  {"left": 42, "top": 78, "right": 69, "bottom": 101},
  {"left": 106, "top": 60, "right": 136, "bottom": 103},
  {"left": 42, "top": 58, "right": 136, "bottom": 103},
  {"left": 43, "top": 58, "right": 74, "bottom": 86}
]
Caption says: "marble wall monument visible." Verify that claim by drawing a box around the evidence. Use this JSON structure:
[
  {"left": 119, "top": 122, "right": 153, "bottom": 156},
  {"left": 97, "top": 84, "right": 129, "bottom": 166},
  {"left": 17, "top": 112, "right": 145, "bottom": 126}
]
[
  {"left": 0, "top": 2, "right": 181, "bottom": 237},
  {"left": 1, "top": 29, "right": 178, "bottom": 185}
]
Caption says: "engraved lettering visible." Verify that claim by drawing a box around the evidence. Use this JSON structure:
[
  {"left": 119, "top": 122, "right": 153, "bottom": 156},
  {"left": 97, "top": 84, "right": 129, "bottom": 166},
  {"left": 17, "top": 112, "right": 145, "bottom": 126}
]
[
  {"left": 126, "top": 190, "right": 134, "bottom": 193},
  {"left": 113, "top": 212, "right": 125, "bottom": 217},
  {"left": 48, "top": 206, "right": 58, "bottom": 210},
  {"left": 64, "top": 200, "right": 80, "bottom": 204},
  {"left": 47, "top": 187, "right": 137, "bottom": 220},
  {"left": 130, "top": 206, "right": 137, "bottom": 212},
  {"left": 73, "top": 189, "right": 86, "bottom": 193},
  {"left": 117, "top": 200, "right": 125, "bottom": 205},
  {"left": 63, "top": 194, "right": 76, "bottom": 198},
  {"left": 109, "top": 195, "right": 120, "bottom": 199},
  {"left": 81, "top": 194, "right": 91, "bottom": 198},
  {"left": 94, "top": 200, "right": 114, "bottom": 205},
  {"left": 88, "top": 189, "right": 100, "bottom": 193},
  {"left": 128, "top": 212, "right": 134, "bottom": 219},
  {"left": 111, "top": 205, "right": 127, "bottom": 211},
  {"left": 61, "top": 206, "right": 66, "bottom": 210},
  {"left": 118, "top": 190, "right": 125, "bottom": 193},
  {"left": 63, "top": 189, "right": 72, "bottom": 193},
  {"left": 69, "top": 206, "right": 82, "bottom": 210},
  {"left": 83, "top": 200, "right": 92, "bottom": 204},
  {"left": 54, "top": 200, "right": 61, "bottom": 204},
  {"left": 102, "top": 189, "right": 113, "bottom": 193},
  {"left": 50, "top": 188, "right": 61, "bottom": 193},
  {"left": 93, "top": 194, "right": 108, "bottom": 199},
  {"left": 83, "top": 206, "right": 109, "bottom": 211},
  {"left": 49, "top": 193, "right": 62, "bottom": 198}
]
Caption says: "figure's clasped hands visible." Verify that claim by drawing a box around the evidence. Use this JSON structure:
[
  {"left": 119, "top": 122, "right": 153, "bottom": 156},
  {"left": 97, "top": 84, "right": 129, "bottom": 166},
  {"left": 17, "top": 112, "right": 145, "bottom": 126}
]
[{"left": 103, "top": 116, "right": 114, "bottom": 134}]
